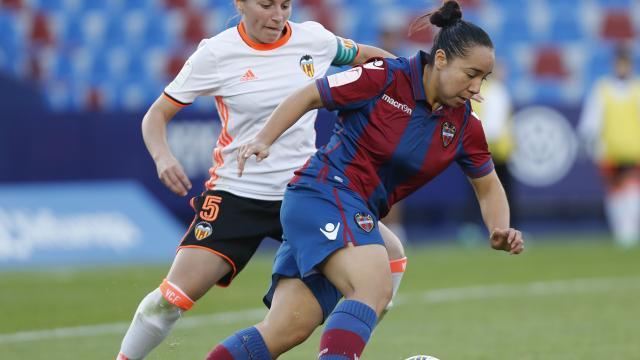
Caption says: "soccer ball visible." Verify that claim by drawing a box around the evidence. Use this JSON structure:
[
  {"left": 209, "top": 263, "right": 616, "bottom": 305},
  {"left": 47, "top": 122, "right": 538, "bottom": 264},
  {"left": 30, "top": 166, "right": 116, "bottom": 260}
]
[{"left": 405, "top": 356, "right": 441, "bottom": 360}]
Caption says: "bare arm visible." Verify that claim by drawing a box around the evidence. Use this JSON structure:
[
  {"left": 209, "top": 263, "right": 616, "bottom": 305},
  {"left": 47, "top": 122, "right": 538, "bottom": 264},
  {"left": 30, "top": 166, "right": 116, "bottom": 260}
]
[
  {"left": 141, "top": 95, "right": 192, "bottom": 196},
  {"left": 469, "top": 170, "right": 524, "bottom": 254},
  {"left": 237, "top": 83, "right": 323, "bottom": 176},
  {"left": 351, "top": 44, "right": 396, "bottom": 65}
]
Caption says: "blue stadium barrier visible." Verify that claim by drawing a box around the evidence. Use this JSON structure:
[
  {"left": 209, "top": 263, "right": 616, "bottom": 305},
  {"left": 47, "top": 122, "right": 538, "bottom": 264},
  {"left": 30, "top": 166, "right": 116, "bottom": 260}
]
[{"left": 0, "top": 181, "right": 184, "bottom": 269}]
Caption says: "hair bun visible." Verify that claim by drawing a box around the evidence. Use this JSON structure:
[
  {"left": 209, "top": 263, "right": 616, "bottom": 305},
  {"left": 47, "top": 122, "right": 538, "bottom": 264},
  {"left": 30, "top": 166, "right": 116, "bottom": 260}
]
[{"left": 430, "top": 0, "right": 462, "bottom": 28}]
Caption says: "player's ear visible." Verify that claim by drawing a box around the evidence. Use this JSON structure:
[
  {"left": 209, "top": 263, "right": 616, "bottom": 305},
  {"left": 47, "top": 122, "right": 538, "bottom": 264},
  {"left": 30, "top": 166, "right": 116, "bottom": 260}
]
[
  {"left": 235, "top": 0, "right": 245, "bottom": 15},
  {"left": 434, "top": 49, "right": 447, "bottom": 70}
]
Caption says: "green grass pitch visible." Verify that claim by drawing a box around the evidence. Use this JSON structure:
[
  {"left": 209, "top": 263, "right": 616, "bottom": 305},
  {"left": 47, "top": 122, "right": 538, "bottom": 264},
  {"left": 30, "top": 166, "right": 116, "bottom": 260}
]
[{"left": 1, "top": 238, "right": 639, "bottom": 359}]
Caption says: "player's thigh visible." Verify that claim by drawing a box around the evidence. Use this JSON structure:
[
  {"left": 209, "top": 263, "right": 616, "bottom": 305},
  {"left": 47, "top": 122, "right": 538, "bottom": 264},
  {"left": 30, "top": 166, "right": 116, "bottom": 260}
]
[
  {"left": 320, "top": 244, "right": 392, "bottom": 313},
  {"left": 166, "top": 248, "right": 232, "bottom": 301},
  {"left": 169, "top": 190, "right": 282, "bottom": 299}
]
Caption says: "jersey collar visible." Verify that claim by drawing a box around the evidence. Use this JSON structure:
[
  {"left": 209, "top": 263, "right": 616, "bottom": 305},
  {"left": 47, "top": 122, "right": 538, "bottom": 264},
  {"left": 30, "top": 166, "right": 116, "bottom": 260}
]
[
  {"left": 410, "top": 51, "right": 447, "bottom": 115},
  {"left": 409, "top": 51, "right": 429, "bottom": 102},
  {"left": 237, "top": 21, "right": 292, "bottom": 51}
]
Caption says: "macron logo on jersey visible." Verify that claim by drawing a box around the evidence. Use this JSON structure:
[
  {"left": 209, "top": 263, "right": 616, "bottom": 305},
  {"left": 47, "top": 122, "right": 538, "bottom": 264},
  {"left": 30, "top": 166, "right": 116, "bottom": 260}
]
[
  {"left": 381, "top": 93, "right": 412, "bottom": 115},
  {"left": 320, "top": 222, "right": 340, "bottom": 240}
]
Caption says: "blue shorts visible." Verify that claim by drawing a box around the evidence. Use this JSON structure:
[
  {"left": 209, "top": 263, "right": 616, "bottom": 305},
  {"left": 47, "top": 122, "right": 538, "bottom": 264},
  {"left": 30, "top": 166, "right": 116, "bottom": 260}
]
[
  {"left": 263, "top": 180, "right": 384, "bottom": 320},
  {"left": 263, "top": 241, "right": 342, "bottom": 321}
]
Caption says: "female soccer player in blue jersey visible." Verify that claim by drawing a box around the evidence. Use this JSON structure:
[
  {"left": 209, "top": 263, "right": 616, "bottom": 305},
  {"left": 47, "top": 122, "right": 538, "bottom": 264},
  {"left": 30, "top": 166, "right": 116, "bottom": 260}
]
[
  {"left": 116, "top": 1, "right": 409, "bottom": 359},
  {"left": 208, "top": 1, "right": 524, "bottom": 359}
]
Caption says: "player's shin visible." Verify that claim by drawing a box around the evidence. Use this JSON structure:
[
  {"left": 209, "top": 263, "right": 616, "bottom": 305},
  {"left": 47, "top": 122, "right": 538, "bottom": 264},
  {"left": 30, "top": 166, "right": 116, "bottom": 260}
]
[
  {"left": 117, "top": 279, "right": 194, "bottom": 360},
  {"left": 318, "top": 300, "right": 377, "bottom": 359},
  {"left": 206, "top": 326, "right": 272, "bottom": 360}
]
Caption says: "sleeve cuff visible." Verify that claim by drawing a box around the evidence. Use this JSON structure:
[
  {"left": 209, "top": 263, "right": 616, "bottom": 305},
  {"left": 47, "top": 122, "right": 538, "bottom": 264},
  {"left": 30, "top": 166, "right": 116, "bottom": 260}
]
[
  {"left": 315, "top": 78, "right": 336, "bottom": 111},
  {"left": 466, "top": 159, "right": 495, "bottom": 178},
  {"left": 163, "top": 92, "right": 191, "bottom": 108}
]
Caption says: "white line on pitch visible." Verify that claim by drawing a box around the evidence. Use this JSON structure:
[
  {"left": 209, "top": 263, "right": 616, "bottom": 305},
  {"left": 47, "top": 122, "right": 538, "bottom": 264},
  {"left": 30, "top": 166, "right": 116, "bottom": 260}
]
[
  {"left": 0, "top": 309, "right": 267, "bottom": 345},
  {"left": 1, "top": 276, "right": 638, "bottom": 344},
  {"left": 410, "top": 276, "right": 640, "bottom": 304}
]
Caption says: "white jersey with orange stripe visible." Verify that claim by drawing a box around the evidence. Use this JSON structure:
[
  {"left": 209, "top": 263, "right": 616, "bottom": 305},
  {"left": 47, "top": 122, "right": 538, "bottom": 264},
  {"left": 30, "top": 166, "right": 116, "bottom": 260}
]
[{"left": 164, "top": 21, "right": 340, "bottom": 201}]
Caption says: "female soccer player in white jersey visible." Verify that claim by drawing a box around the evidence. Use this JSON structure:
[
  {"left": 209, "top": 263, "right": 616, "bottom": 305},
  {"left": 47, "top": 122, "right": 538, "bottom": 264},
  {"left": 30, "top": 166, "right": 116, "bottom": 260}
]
[{"left": 116, "top": 1, "right": 407, "bottom": 359}]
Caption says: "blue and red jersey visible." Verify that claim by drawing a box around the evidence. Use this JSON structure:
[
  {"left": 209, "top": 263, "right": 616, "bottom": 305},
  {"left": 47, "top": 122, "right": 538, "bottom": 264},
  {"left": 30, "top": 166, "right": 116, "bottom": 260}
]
[{"left": 292, "top": 51, "right": 494, "bottom": 218}]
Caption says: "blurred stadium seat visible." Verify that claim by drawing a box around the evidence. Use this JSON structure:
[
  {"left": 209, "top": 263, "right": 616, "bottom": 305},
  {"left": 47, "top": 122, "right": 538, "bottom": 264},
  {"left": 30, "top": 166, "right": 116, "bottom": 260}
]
[
  {"left": 600, "top": 10, "right": 635, "bottom": 41},
  {"left": 0, "top": 0, "right": 638, "bottom": 110},
  {"left": 533, "top": 46, "right": 567, "bottom": 79}
]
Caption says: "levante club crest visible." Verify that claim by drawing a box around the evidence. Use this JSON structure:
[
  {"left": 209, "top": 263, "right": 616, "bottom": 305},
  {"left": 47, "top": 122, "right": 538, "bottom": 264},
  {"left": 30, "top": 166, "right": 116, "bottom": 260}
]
[
  {"left": 354, "top": 212, "right": 375, "bottom": 232},
  {"left": 299, "top": 54, "right": 315, "bottom": 78},
  {"left": 441, "top": 121, "right": 456, "bottom": 148},
  {"left": 194, "top": 221, "right": 212, "bottom": 240}
]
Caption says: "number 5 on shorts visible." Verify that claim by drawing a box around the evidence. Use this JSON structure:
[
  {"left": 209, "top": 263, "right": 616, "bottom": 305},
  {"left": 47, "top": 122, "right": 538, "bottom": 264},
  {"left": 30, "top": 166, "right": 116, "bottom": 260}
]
[{"left": 200, "top": 195, "right": 222, "bottom": 221}]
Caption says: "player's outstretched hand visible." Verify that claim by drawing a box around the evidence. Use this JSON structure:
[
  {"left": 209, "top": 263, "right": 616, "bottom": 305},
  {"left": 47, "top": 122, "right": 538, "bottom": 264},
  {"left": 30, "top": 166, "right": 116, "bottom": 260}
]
[
  {"left": 490, "top": 227, "right": 524, "bottom": 254},
  {"left": 155, "top": 155, "right": 192, "bottom": 196},
  {"left": 237, "top": 139, "right": 270, "bottom": 177}
]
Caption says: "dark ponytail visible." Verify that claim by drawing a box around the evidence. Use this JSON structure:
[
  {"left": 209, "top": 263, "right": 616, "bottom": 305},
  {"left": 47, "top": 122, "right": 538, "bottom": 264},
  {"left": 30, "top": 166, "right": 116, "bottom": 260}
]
[
  {"left": 409, "top": 0, "right": 493, "bottom": 64},
  {"left": 429, "top": 0, "right": 462, "bottom": 28}
]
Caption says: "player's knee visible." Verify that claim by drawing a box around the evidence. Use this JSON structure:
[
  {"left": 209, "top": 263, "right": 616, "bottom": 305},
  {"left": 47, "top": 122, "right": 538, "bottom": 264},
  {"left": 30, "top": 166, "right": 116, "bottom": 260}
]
[
  {"left": 257, "top": 315, "right": 316, "bottom": 352},
  {"left": 371, "top": 276, "right": 394, "bottom": 314},
  {"left": 136, "top": 287, "right": 183, "bottom": 329},
  {"left": 352, "top": 281, "right": 392, "bottom": 315},
  {"left": 379, "top": 282, "right": 394, "bottom": 312},
  {"left": 135, "top": 280, "right": 195, "bottom": 327},
  {"left": 282, "top": 322, "right": 314, "bottom": 348}
]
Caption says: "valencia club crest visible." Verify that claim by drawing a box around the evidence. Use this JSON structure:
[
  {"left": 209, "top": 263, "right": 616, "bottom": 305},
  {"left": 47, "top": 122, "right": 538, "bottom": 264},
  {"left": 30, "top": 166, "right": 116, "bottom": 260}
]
[
  {"left": 441, "top": 121, "right": 456, "bottom": 148},
  {"left": 194, "top": 221, "right": 212, "bottom": 240},
  {"left": 354, "top": 212, "right": 375, "bottom": 233},
  {"left": 299, "top": 54, "right": 315, "bottom": 78}
]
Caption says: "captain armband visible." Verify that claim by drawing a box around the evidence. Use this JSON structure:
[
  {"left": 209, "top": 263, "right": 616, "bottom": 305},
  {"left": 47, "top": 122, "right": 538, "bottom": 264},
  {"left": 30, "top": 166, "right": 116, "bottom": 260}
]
[{"left": 332, "top": 36, "right": 360, "bottom": 66}]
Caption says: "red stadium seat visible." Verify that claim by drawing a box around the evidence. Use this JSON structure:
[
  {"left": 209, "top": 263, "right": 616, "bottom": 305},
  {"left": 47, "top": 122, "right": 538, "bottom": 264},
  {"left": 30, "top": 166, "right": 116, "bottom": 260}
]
[
  {"left": 183, "top": 11, "right": 205, "bottom": 45},
  {"left": 600, "top": 10, "right": 635, "bottom": 41},
  {"left": 299, "top": 0, "right": 325, "bottom": 6},
  {"left": 86, "top": 87, "right": 103, "bottom": 111},
  {"left": 1, "top": 0, "right": 23, "bottom": 10},
  {"left": 457, "top": 0, "right": 482, "bottom": 10},
  {"left": 164, "top": 0, "right": 189, "bottom": 9},
  {"left": 166, "top": 54, "right": 187, "bottom": 78},
  {"left": 407, "top": 21, "right": 434, "bottom": 45},
  {"left": 27, "top": 56, "right": 42, "bottom": 80},
  {"left": 30, "top": 12, "right": 53, "bottom": 46},
  {"left": 300, "top": 4, "right": 335, "bottom": 33},
  {"left": 532, "top": 47, "right": 567, "bottom": 79}
]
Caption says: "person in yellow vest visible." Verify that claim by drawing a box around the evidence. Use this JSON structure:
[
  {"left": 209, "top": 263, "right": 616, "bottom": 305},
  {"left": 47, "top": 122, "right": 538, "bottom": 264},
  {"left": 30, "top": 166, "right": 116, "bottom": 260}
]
[
  {"left": 579, "top": 46, "right": 640, "bottom": 248},
  {"left": 473, "top": 62, "right": 516, "bottom": 223}
]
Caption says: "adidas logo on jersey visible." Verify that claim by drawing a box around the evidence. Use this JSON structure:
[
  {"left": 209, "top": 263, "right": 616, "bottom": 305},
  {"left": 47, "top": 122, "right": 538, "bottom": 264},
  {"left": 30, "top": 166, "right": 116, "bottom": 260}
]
[{"left": 240, "top": 69, "right": 258, "bottom": 82}]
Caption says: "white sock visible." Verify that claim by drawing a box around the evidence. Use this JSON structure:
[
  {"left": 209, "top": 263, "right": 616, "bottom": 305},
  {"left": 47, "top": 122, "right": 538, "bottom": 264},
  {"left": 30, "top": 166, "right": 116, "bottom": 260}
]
[
  {"left": 377, "top": 258, "right": 406, "bottom": 324},
  {"left": 386, "top": 257, "right": 408, "bottom": 310},
  {"left": 117, "top": 288, "right": 183, "bottom": 360},
  {"left": 606, "top": 184, "right": 640, "bottom": 248},
  {"left": 618, "top": 184, "right": 640, "bottom": 247}
]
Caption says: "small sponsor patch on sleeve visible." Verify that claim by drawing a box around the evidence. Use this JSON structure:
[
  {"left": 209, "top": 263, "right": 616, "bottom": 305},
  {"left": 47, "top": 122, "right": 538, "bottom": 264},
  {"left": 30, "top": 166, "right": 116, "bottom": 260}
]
[{"left": 327, "top": 67, "right": 363, "bottom": 88}]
